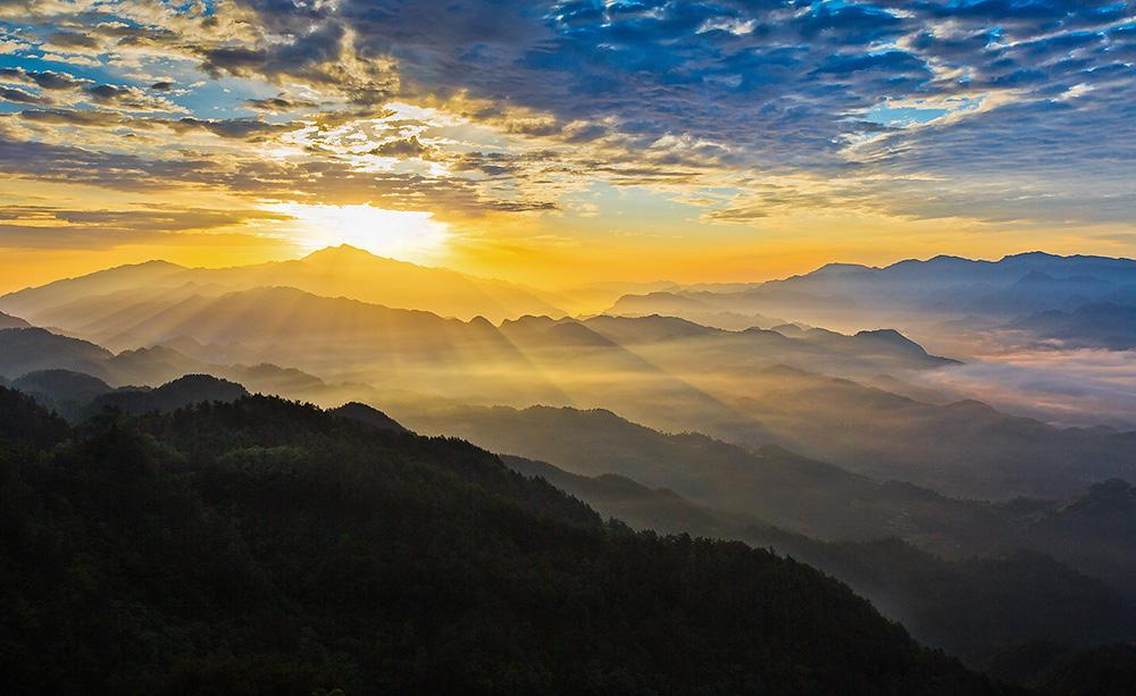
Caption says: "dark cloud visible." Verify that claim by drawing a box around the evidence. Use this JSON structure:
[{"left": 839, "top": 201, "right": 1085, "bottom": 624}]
[
  {"left": 17, "top": 110, "right": 289, "bottom": 140},
  {"left": 170, "top": 117, "right": 285, "bottom": 139},
  {"left": 0, "top": 67, "right": 91, "bottom": 90},
  {"left": 244, "top": 94, "right": 318, "bottom": 112},
  {"left": 19, "top": 108, "right": 135, "bottom": 127},
  {"left": 369, "top": 135, "right": 431, "bottom": 157},
  {"left": 83, "top": 83, "right": 178, "bottom": 111},
  {"left": 44, "top": 30, "right": 100, "bottom": 50},
  {"left": 2, "top": 66, "right": 177, "bottom": 112},
  {"left": 0, "top": 86, "right": 49, "bottom": 105},
  {"left": 0, "top": 204, "right": 290, "bottom": 249}
]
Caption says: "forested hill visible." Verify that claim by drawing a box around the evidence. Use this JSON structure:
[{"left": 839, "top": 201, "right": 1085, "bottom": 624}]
[{"left": 0, "top": 387, "right": 1013, "bottom": 695}]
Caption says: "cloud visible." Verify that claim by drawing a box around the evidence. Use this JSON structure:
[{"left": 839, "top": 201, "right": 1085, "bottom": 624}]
[
  {"left": 169, "top": 117, "right": 287, "bottom": 140},
  {"left": 244, "top": 94, "right": 319, "bottom": 112},
  {"left": 18, "top": 108, "right": 136, "bottom": 127},
  {"left": 44, "top": 30, "right": 100, "bottom": 51},
  {"left": 913, "top": 349, "right": 1136, "bottom": 429},
  {"left": 369, "top": 135, "right": 431, "bottom": 157},
  {"left": 0, "top": 86, "right": 50, "bottom": 105},
  {"left": 1, "top": 66, "right": 184, "bottom": 112},
  {"left": 0, "top": 0, "right": 1132, "bottom": 232},
  {"left": 0, "top": 203, "right": 292, "bottom": 249},
  {"left": 0, "top": 67, "right": 91, "bottom": 90}
]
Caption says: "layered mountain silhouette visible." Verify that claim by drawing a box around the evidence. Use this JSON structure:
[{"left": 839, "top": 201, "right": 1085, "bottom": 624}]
[
  {"left": 0, "top": 387, "right": 1011, "bottom": 694},
  {"left": 1013, "top": 303, "right": 1136, "bottom": 350},
  {"left": 330, "top": 401, "right": 409, "bottom": 433},
  {"left": 6, "top": 248, "right": 1136, "bottom": 686},
  {"left": 395, "top": 400, "right": 1136, "bottom": 602},
  {"left": 90, "top": 374, "right": 249, "bottom": 415},
  {"left": 392, "top": 403, "right": 1021, "bottom": 546},
  {"left": 0, "top": 266, "right": 969, "bottom": 449},
  {"left": 0, "top": 310, "right": 29, "bottom": 329},
  {"left": 5, "top": 367, "right": 1134, "bottom": 691},
  {"left": 0, "top": 327, "right": 113, "bottom": 379},
  {"left": 10, "top": 369, "right": 113, "bottom": 421},
  {"left": 607, "top": 252, "right": 1136, "bottom": 350},
  {"left": 6, "top": 317, "right": 1135, "bottom": 502},
  {"left": 499, "top": 455, "right": 1136, "bottom": 670},
  {"left": 704, "top": 365, "right": 1136, "bottom": 500},
  {"left": 0, "top": 245, "right": 565, "bottom": 325}
]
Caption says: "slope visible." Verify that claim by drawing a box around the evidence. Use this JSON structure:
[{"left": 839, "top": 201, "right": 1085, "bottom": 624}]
[{"left": 0, "top": 389, "right": 1007, "bottom": 695}]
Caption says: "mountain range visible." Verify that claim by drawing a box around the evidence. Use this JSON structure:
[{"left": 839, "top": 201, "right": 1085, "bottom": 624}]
[
  {"left": 0, "top": 245, "right": 566, "bottom": 326},
  {"left": 499, "top": 454, "right": 1136, "bottom": 670},
  {"left": 3, "top": 372, "right": 1132, "bottom": 692},
  {"left": 0, "top": 385, "right": 1014, "bottom": 695},
  {"left": 607, "top": 252, "right": 1136, "bottom": 351},
  {"left": 393, "top": 400, "right": 1136, "bottom": 592},
  {"left": 4, "top": 289, "right": 1134, "bottom": 502}
]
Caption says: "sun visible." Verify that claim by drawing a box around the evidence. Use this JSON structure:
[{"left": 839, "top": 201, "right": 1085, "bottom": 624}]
[{"left": 265, "top": 202, "right": 451, "bottom": 263}]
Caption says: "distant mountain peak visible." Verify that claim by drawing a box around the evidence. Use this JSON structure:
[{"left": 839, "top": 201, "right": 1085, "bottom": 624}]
[
  {"left": 1002, "top": 250, "right": 1061, "bottom": 261},
  {"left": 91, "top": 373, "right": 249, "bottom": 415},
  {"left": 303, "top": 243, "right": 379, "bottom": 260},
  {"left": 812, "top": 262, "right": 874, "bottom": 276},
  {"left": 331, "top": 402, "right": 409, "bottom": 433},
  {"left": 0, "top": 311, "right": 30, "bottom": 329},
  {"left": 301, "top": 244, "right": 422, "bottom": 268},
  {"left": 854, "top": 328, "right": 922, "bottom": 350}
]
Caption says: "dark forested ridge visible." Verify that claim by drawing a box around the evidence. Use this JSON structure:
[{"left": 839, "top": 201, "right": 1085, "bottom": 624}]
[
  {"left": 500, "top": 455, "right": 1136, "bottom": 675},
  {"left": 0, "top": 386, "right": 1016, "bottom": 695}
]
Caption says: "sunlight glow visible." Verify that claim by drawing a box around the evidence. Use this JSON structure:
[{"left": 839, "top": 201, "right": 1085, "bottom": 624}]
[{"left": 265, "top": 203, "right": 451, "bottom": 263}]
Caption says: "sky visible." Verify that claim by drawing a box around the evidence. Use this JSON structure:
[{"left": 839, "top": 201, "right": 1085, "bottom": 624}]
[{"left": 0, "top": 0, "right": 1133, "bottom": 292}]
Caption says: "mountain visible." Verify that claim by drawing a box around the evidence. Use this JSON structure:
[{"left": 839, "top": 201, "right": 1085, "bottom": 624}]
[
  {"left": 10, "top": 369, "right": 113, "bottom": 421},
  {"left": 103, "top": 344, "right": 208, "bottom": 385},
  {"left": 330, "top": 401, "right": 409, "bottom": 433},
  {"left": 7, "top": 318, "right": 1133, "bottom": 502},
  {"left": 0, "top": 387, "right": 1008, "bottom": 694},
  {"left": 90, "top": 374, "right": 249, "bottom": 415},
  {"left": 0, "top": 245, "right": 566, "bottom": 325},
  {"left": 0, "top": 324, "right": 373, "bottom": 409},
  {"left": 501, "top": 456, "right": 1136, "bottom": 675},
  {"left": 0, "top": 278, "right": 962, "bottom": 445},
  {"left": 710, "top": 365, "right": 1136, "bottom": 500},
  {"left": 1012, "top": 303, "right": 1136, "bottom": 350},
  {"left": 2, "top": 271, "right": 951, "bottom": 381},
  {"left": 769, "top": 253, "right": 1136, "bottom": 315},
  {"left": 391, "top": 358, "right": 1135, "bottom": 502},
  {"left": 394, "top": 399, "right": 1136, "bottom": 600},
  {"left": 605, "top": 252, "right": 1136, "bottom": 346},
  {"left": 1032, "top": 643, "right": 1136, "bottom": 696},
  {"left": 0, "top": 259, "right": 186, "bottom": 319},
  {"left": 604, "top": 291, "right": 786, "bottom": 331},
  {"left": 53, "top": 285, "right": 525, "bottom": 365},
  {"left": 393, "top": 402, "right": 1012, "bottom": 550},
  {"left": 0, "top": 327, "right": 112, "bottom": 380},
  {"left": 0, "top": 383, "right": 70, "bottom": 447},
  {"left": 0, "top": 311, "right": 29, "bottom": 329},
  {"left": 1017, "top": 480, "right": 1136, "bottom": 591}
]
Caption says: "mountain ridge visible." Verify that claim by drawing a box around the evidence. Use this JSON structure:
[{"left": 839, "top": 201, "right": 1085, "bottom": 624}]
[{"left": 0, "top": 386, "right": 1011, "bottom": 695}]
